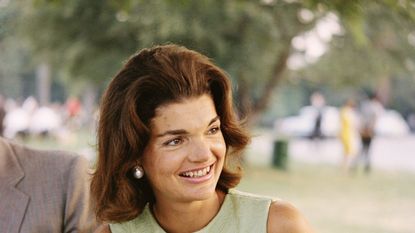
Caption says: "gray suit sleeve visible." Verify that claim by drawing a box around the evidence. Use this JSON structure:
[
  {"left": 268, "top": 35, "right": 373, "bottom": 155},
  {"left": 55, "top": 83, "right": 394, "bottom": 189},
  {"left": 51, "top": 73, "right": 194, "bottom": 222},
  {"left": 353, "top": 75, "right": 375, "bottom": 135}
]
[{"left": 63, "top": 155, "right": 98, "bottom": 233}]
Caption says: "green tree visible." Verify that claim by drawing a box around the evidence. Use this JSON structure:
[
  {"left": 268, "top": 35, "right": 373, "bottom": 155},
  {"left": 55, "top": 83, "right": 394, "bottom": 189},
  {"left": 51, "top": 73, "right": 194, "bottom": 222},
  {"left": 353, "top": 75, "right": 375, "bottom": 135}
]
[{"left": 3, "top": 0, "right": 415, "bottom": 125}]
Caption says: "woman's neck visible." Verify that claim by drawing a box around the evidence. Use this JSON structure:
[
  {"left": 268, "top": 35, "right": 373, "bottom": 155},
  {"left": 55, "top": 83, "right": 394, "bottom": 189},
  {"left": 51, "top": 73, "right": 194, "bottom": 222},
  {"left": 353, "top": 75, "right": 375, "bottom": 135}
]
[{"left": 152, "top": 190, "right": 226, "bottom": 233}]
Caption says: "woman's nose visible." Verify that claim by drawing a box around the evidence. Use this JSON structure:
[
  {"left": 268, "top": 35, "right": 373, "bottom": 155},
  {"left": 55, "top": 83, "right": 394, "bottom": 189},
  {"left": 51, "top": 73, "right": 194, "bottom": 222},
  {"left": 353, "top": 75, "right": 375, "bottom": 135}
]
[{"left": 188, "top": 138, "right": 211, "bottom": 162}]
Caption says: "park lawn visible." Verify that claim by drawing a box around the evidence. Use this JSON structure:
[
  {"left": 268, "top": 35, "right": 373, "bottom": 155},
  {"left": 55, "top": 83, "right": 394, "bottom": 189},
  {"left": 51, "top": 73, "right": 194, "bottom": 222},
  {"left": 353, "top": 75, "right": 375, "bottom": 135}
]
[
  {"left": 21, "top": 133, "right": 415, "bottom": 232},
  {"left": 238, "top": 161, "right": 415, "bottom": 233}
]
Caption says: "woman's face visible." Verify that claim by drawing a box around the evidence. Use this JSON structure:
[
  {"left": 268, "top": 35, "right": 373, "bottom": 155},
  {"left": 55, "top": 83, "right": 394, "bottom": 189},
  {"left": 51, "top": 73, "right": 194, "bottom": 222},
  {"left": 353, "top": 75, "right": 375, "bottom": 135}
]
[{"left": 141, "top": 94, "right": 226, "bottom": 204}]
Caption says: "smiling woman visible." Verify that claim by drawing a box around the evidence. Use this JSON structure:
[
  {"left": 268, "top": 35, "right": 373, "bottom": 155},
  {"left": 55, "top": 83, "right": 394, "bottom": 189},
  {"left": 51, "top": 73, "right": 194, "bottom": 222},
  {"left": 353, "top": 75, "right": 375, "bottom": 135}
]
[{"left": 91, "top": 44, "right": 314, "bottom": 233}]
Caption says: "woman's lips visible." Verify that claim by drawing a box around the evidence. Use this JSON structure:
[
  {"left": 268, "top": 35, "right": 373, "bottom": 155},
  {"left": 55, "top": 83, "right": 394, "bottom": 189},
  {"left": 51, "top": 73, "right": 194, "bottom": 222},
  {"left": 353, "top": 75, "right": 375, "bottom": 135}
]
[{"left": 179, "top": 164, "right": 213, "bottom": 178}]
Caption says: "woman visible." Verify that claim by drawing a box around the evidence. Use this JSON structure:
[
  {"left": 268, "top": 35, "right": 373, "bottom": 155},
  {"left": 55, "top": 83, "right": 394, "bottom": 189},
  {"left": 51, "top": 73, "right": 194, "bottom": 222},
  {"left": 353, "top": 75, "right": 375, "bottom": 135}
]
[
  {"left": 91, "top": 44, "right": 314, "bottom": 233},
  {"left": 339, "top": 99, "right": 359, "bottom": 171}
]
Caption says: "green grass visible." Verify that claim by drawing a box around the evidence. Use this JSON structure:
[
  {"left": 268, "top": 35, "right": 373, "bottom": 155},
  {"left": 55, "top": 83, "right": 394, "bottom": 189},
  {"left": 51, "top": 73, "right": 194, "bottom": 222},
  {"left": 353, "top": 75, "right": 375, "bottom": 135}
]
[
  {"left": 19, "top": 133, "right": 415, "bottom": 232},
  {"left": 238, "top": 162, "right": 415, "bottom": 233},
  {"left": 18, "top": 130, "right": 96, "bottom": 152}
]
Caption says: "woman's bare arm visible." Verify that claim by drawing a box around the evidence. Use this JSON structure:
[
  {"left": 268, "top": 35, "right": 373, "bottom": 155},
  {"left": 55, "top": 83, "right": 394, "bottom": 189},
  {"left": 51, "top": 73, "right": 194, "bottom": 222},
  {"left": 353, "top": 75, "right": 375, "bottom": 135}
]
[
  {"left": 267, "top": 200, "right": 315, "bottom": 233},
  {"left": 94, "top": 224, "right": 112, "bottom": 233}
]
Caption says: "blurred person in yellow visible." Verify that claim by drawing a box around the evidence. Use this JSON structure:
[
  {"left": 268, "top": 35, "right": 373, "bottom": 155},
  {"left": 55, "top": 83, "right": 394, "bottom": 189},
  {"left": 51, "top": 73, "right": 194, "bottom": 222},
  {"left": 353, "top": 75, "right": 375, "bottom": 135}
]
[
  {"left": 0, "top": 137, "right": 98, "bottom": 232},
  {"left": 339, "top": 99, "right": 359, "bottom": 171}
]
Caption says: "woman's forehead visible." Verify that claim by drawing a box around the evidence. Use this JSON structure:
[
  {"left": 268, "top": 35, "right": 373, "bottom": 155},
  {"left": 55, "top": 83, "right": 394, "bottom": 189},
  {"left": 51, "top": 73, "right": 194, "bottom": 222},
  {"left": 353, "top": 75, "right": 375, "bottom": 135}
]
[{"left": 150, "top": 95, "right": 218, "bottom": 133}]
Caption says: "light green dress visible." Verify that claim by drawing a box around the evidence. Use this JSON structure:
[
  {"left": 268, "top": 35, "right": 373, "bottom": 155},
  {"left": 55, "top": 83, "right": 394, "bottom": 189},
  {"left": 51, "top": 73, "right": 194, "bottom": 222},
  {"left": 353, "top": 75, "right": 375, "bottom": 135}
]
[{"left": 110, "top": 189, "right": 274, "bottom": 233}]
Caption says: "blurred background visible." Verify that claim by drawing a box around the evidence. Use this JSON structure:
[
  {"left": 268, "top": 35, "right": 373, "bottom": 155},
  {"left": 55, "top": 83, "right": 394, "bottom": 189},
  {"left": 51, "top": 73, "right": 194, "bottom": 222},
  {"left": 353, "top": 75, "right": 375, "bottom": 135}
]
[{"left": 0, "top": 0, "right": 414, "bottom": 232}]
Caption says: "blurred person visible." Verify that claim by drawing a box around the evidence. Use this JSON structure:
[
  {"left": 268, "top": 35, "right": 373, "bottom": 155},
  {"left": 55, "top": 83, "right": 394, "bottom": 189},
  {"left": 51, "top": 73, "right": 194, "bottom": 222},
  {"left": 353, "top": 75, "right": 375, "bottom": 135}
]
[
  {"left": 0, "top": 136, "right": 98, "bottom": 232},
  {"left": 309, "top": 91, "right": 326, "bottom": 141},
  {"left": 408, "top": 112, "right": 415, "bottom": 133},
  {"left": 3, "top": 100, "right": 31, "bottom": 139},
  {"left": 91, "top": 44, "right": 314, "bottom": 233},
  {"left": 339, "top": 99, "right": 359, "bottom": 171},
  {"left": 0, "top": 94, "right": 6, "bottom": 136},
  {"left": 65, "top": 97, "right": 83, "bottom": 130},
  {"left": 352, "top": 92, "right": 383, "bottom": 173},
  {"left": 66, "top": 97, "right": 82, "bottom": 118}
]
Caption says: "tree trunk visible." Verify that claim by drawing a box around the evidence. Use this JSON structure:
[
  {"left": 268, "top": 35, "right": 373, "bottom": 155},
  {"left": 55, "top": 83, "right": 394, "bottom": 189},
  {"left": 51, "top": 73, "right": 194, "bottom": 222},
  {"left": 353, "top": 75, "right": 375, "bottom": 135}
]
[
  {"left": 246, "top": 47, "right": 291, "bottom": 126},
  {"left": 234, "top": 73, "right": 252, "bottom": 120},
  {"left": 36, "top": 63, "right": 51, "bottom": 106}
]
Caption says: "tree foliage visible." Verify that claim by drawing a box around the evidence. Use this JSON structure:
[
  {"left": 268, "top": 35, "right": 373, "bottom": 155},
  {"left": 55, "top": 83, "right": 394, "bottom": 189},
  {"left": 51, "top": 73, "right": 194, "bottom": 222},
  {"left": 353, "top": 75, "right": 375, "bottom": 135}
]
[
  {"left": 1, "top": 0, "right": 414, "bottom": 124},
  {"left": 302, "top": 1, "right": 415, "bottom": 81}
]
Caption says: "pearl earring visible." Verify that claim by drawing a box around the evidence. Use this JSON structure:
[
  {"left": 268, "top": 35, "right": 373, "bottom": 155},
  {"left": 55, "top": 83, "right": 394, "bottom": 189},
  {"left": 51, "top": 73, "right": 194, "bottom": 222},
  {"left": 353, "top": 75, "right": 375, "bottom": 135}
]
[{"left": 133, "top": 166, "right": 144, "bottom": 179}]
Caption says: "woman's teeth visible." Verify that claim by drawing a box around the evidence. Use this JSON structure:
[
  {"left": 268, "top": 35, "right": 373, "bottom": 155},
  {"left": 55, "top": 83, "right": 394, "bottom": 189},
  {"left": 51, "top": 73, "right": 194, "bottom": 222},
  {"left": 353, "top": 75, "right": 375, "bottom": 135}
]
[{"left": 181, "top": 166, "right": 211, "bottom": 178}]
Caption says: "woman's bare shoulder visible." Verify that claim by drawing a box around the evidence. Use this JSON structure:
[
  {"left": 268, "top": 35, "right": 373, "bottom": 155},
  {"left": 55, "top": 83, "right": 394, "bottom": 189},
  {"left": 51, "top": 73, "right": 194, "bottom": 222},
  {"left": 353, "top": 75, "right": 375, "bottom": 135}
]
[
  {"left": 94, "top": 224, "right": 112, "bottom": 233},
  {"left": 267, "top": 200, "right": 315, "bottom": 233}
]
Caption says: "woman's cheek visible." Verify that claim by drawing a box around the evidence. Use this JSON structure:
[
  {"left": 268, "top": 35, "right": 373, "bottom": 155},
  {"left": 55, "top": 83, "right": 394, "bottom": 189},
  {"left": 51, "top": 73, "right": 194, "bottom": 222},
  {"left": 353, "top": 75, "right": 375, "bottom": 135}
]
[{"left": 212, "top": 138, "right": 227, "bottom": 157}]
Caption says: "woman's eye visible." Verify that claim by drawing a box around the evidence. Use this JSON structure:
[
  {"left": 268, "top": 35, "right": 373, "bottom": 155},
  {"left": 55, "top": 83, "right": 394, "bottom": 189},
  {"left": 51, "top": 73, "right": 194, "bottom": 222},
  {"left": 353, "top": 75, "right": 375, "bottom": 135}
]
[
  {"left": 208, "top": 126, "right": 220, "bottom": 135},
  {"left": 164, "top": 138, "right": 183, "bottom": 146}
]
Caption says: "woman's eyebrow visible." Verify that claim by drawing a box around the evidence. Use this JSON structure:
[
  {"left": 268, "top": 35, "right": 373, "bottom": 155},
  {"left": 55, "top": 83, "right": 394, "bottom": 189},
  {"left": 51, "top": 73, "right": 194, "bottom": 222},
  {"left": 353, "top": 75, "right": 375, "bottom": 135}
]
[
  {"left": 156, "top": 116, "right": 220, "bottom": 137},
  {"left": 208, "top": 116, "right": 220, "bottom": 126},
  {"left": 156, "top": 129, "right": 188, "bottom": 137}
]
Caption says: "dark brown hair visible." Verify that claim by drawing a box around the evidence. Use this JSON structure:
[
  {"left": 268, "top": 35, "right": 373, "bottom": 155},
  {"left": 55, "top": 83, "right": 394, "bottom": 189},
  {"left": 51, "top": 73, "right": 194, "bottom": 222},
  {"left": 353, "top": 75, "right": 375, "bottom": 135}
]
[{"left": 91, "top": 44, "right": 250, "bottom": 222}]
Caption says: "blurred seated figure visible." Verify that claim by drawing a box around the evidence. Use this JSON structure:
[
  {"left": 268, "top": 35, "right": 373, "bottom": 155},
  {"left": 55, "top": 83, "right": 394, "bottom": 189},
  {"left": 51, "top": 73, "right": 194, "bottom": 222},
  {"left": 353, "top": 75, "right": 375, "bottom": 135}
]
[
  {"left": 29, "top": 105, "right": 63, "bottom": 138},
  {"left": 0, "top": 137, "right": 98, "bottom": 232},
  {"left": 3, "top": 103, "right": 30, "bottom": 139}
]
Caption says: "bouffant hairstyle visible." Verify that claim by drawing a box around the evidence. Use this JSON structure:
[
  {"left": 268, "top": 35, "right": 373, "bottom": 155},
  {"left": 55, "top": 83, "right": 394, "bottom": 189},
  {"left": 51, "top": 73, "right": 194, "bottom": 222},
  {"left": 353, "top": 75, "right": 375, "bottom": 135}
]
[{"left": 91, "top": 44, "right": 250, "bottom": 222}]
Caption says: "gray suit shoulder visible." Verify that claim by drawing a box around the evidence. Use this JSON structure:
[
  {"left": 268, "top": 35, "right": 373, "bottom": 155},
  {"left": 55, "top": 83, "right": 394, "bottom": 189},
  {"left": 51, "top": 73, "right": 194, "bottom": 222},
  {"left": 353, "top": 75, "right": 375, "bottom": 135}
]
[{"left": 12, "top": 143, "right": 90, "bottom": 173}]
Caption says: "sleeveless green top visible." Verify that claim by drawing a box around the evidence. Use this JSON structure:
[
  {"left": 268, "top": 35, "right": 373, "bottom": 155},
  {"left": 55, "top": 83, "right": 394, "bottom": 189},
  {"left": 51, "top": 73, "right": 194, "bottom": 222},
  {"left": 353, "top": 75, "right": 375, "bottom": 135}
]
[{"left": 110, "top": 189, "right": 273, "bottom": 233}]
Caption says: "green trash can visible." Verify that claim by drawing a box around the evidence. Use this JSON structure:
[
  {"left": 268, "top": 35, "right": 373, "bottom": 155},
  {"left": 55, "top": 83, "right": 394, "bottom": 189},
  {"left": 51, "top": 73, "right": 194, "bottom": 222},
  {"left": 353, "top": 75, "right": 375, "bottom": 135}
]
[{"left": 272, "top": 139, "right": 288, "bottom": 170}]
